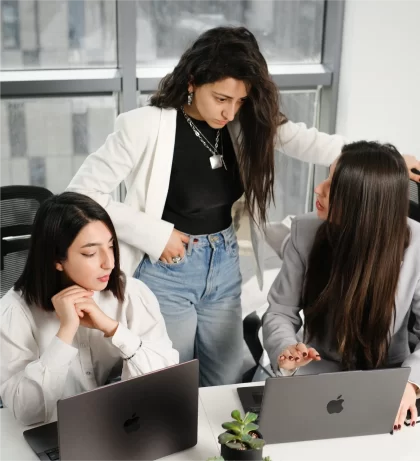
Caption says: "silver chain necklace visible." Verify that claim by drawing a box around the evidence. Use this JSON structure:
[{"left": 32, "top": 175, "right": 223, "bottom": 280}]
[{"left": 181, "top": 106, "right": 227, "bottom": 170}]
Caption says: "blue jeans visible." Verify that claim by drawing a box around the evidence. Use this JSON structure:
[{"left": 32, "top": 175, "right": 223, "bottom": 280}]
[{"left": 135, "top": 224, "right": 243, "bottom": 387}]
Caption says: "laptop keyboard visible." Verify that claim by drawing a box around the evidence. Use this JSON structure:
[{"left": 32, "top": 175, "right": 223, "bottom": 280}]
[{"left": 45, "top": 448, "right": 60, "bottom": 460}]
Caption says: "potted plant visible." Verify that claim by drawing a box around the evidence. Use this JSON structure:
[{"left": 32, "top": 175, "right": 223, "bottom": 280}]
[{"left": 217, "top": 410, "right": 266, "bottom": 461}]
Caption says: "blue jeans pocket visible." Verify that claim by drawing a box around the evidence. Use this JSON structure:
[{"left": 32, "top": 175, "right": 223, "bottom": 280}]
[{"left": 154, "top": 252, "right": 188, "bottom": 268}]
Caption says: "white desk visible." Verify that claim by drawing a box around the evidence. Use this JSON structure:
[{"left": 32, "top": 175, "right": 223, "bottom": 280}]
[
  {"left": 2, "top": 383, "right": 419, "bottom": 461},
  {"left": 200, "top": 382, "right": 420, "bottom": 461}
]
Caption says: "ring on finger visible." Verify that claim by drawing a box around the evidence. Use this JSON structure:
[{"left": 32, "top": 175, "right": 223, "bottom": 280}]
[{"left": 172, "top": 255, "right": 182, "bottom": 264}]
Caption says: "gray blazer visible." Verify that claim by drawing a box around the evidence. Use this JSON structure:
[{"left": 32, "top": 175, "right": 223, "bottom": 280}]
[{"left": 263, "top": 212, "right": 420, "bottom": 385}]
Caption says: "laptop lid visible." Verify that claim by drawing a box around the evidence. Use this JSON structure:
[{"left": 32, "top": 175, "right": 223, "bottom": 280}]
[
  {"left": 23, "top": 360, "right": 198, "bottom": 461},
  {"left": 255, "top": 367, "right": 410, "bottom": 444}
]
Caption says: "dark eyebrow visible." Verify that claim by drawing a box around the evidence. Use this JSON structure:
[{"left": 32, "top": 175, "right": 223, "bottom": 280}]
[
  {"left": 81, "top": 237, "right": 113, "bottom": 249},
  {"left": 213, "top": 91, "right": 247, "bottom": 100}
]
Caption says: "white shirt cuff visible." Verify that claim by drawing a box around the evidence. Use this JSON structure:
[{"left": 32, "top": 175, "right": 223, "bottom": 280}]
[
  {"left": 408, "top": 380, "right": 420, "bottom": 397},
  {"left": 275, "top": 366, "right": 299, "bottom": 377},
  {"left": 41, "top": 336, "right": 78, "bottom": 370},
  {"left": 111, "top": 323, "right": 141, "bottom": 359}
]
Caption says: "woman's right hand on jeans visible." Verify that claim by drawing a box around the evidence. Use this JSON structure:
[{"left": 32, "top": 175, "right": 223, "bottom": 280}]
[
  {"left": 160, "top": 229, "right": 190, "bottom": 264},
  {"left": 277, "top": 342, "right": 321, "bottom": 370}
]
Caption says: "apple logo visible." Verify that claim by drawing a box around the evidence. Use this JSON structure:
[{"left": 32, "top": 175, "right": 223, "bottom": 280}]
[
  {"left": 327, "top": 395, "right": 344, "bottom": 414},
  {"left": 123, "top": 413, "right": 141, "bottom": 433}
]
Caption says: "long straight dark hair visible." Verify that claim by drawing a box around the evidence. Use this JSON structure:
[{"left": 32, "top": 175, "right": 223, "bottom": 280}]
[
  {"left": 303, "top": 141, "right": 410, "bottom": 370},
  {"left": 150, "top": 26, "right": 286, "bottom": 224},
  {"left": 15, "top": 192, "right": 125, "bottom": 311}
]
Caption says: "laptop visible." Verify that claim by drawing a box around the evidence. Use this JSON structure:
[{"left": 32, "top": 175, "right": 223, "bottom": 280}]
[
  {"left": 24, "top": 360, "right": 199, "bottom": 460},
  {"left": 237, "top": 367, "right": 410, "bottom": 443}
]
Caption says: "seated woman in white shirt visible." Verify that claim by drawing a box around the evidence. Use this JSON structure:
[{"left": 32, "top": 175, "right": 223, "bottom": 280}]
[
  {"left": 0, "top": 192, "right": 179, "bottom": 426},
  {"left": 263, "top": 141, "right": 420, "bottom": 430}
]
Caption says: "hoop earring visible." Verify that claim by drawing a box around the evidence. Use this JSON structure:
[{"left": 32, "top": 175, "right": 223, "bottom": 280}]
[{"left": 187, "top": 92, "right": 193, "bottom": 105}]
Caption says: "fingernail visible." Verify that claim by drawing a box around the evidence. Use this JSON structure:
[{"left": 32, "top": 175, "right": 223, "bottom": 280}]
[
  {"left": 303, "top": 352, "right": 308, "bottom": 357},
  {"left": 393, "top": 425, "right": 398, "bottom": 430},
  {"left": 295, "top": 357, "right": 299, "bottom": 361},
  {"left": 316, "top": 354, "right": 320, "bottom": 357},
  {"left": 279, "top": 355, "right": 285, "bottom": 361},
  {"left": 412, "top": 422, "right": 416, "bottom": 427},
  {"left": 398, "top": 425, "right": 401, "bottom": 430},
  {"left": 289, "top": 356, "right": 293, "bottom": 360}
]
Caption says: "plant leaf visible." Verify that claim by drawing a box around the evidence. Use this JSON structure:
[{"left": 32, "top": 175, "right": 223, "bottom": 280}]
[
  {"left": 218, "top": 432, "right": 238, "bottom": 445},
  {"left": 226, "top": 441, "right": 243, "bottom": 450},
  {"left": 231, "top": 409, "right": 242, "bottom": 422},
  {"left": 263, "top": 456, "right": 271, "bottom": 461},
  {"left": 243, "top": 423, "right": 259, "bottom": 434},
  {"left": 243, "top": 412, "right": 258, "bottom": 425},
  {"left": 240, "top": 434, "right": 252, "bottom": 444},
  {"left": 221, "top": 421, "right": 242, "bottom": 434},
  {"left": 247, "top": 438, "right": 265, "bottom": 450}
]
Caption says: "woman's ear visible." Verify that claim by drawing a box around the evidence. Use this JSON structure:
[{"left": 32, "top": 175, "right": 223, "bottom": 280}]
[
  {"left": 55, "top": 262, "right": 64, "bottom": 272},
  {"left": 188, "top": 76, "right": 195, "bottom": 94}
]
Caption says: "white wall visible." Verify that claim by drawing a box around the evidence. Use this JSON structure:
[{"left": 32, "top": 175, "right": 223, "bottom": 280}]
[{"left": 336, "top": 0, "right": 420, "bottom": 158}]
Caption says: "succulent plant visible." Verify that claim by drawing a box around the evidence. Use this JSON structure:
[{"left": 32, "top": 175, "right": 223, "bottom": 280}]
[{"left": 217, "top": 410, "right": 266, "bottom": 451}]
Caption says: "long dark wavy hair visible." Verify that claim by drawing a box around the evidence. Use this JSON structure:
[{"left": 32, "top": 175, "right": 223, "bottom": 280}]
[
  {"left": 303, "top": 141, "right": 410, "bottom": 370},
  {"left": 150, "top": 26, "right": 286, "bottom": 224}
]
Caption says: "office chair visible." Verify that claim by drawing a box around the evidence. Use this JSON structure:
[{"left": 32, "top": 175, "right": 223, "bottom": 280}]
[
  {"left": 0, "top": 185, "right": 53, "bottom": 298},
  {"left": 0, "top": 185, "right": 52, "bottom": 409},
  {"left": 408, "top": 171, "right": 420, "bottom": 350}
]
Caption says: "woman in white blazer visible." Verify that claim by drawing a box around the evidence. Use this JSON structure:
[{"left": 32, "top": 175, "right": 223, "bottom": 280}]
[
  {"left": 0, "top": 192, "right": 178, "bottom": 425},
  {"left": 67, "top": 26, "right": 420, "bottom": 387}
]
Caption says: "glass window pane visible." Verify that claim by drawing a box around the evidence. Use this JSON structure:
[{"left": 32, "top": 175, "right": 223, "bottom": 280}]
[
  {"left": 1, "top": 96, "right": 117, "bottom": 193},
  {"left": 1, "top": 0, "right": 117, "bottom": 69},
  {"left": 136, "top": 0, "right": 324, "bottom": 66}
]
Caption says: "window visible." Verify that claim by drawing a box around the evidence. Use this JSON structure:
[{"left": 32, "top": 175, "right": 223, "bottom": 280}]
[
  {"left": 1, "top": 0, "right": 117, "bottom": 69},
  {"left": 136, "top": 0, "right": 324, "bottom": 66},
  {"left": 1, "top": 96, "right": 117, "bottom": 192}
]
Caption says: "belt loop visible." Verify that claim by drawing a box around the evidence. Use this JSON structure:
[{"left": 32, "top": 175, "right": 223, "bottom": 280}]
[
  {"left": 187, "top": 235, "right": 194, "bottom": 256},
  {"left": 221, "top": 226, "right": 230, "bottom": 251}
]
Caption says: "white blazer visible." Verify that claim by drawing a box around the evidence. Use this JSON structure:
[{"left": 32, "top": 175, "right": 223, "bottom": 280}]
[{"left": 67, "top": 106, "right": 346, "bottom": 287}]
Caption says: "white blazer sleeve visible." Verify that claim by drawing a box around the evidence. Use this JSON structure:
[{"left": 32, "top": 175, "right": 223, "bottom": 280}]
[
  {"left": 276, "top": 120, "right": 348, "bottom": 166},
  {"left": 67, "top": 110, "right": 173, "bottom": 261},
  {"left": 108, "top": 279, "right": 179, "bottom": 379},
  {"left": 0, "top": 303, "right": 78, "bottom": 425}
]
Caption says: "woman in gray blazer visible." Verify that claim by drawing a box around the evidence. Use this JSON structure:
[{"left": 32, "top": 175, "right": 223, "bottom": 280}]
[{"left": 263, "top": 141, "right": 420, "bottom": 430}]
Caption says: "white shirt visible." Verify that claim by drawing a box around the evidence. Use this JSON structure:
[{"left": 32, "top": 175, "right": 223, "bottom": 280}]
[{"left": 0, "top": 277, "right": 179, "bottom": 426}]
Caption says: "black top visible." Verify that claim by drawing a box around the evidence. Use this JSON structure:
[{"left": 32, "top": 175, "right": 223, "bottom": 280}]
[{"left": 161, "top": 110, "right": 244, "bottom": 235}]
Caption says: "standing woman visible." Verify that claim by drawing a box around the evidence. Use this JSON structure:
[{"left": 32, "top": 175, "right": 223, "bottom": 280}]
[{"left": 67, "top": 26, "right": 420, "bottom": 387}]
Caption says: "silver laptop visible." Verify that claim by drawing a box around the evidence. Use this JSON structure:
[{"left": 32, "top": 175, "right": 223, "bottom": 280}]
[
  {"left": 24, "top": 360, "right": 199, "bottom": 460},
  {"left": 237, "top": 367, "right": 410, "bottom": 443}
]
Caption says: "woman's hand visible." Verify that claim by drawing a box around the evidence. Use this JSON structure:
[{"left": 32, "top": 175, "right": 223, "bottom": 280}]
[
  {"left": 403, "top": 155, "right": 420, "bottom": 182},
  {"left": 52, "top": 285, "right": 94, "bottom": 344},
  {"left": 277, "top": 342, "right": 321, "bottom": 371},
  {"left": 74, "top": 297, "right": 119, "bottom": 337},
  {"left": 394, "top": 382, "right": 418, "bottom": 431},
  {"left": 160, "top": 229, "right": 189, "bottom": 264}
]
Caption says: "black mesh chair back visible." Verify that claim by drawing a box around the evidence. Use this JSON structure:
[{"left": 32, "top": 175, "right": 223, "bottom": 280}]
[
  {"left": 408, "top": 170, "right": 420, "bottom": 223},
  {"left": 1, "top": 185, "right": 53, "bottom": 298},
  {"left": 408, "top": 170, "right": 420, "bottom": 350}
]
